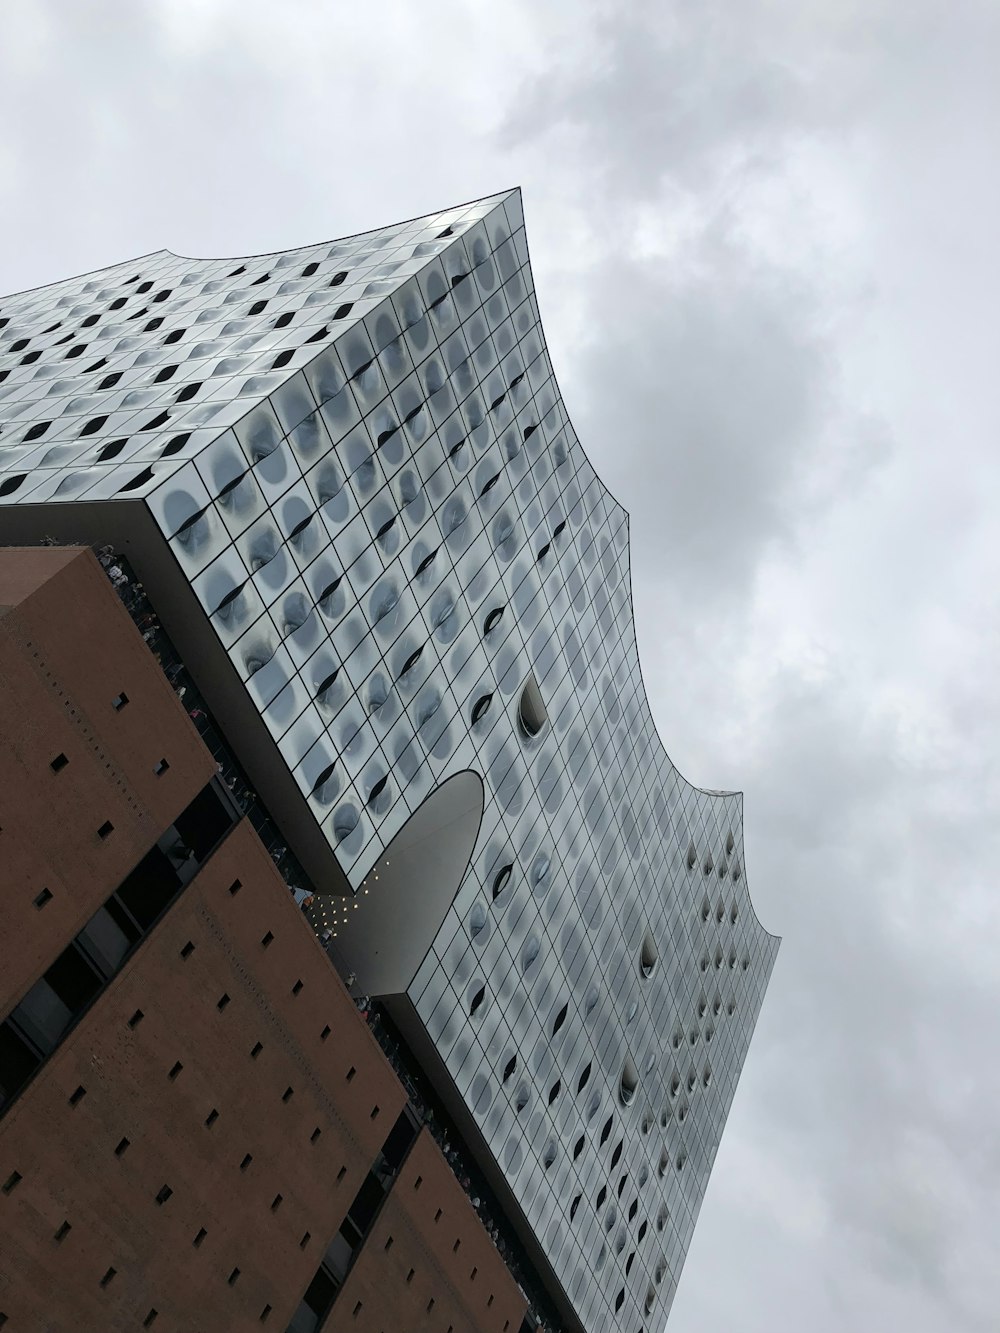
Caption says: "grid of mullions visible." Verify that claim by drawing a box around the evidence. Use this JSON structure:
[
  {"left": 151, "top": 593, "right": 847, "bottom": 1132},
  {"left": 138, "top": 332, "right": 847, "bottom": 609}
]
[
  {"left": 0, "top": 190, "right": 778, "bottom": 1333},
  {"left": 0, "top": 194, "right": 512, "bottom": 498}
]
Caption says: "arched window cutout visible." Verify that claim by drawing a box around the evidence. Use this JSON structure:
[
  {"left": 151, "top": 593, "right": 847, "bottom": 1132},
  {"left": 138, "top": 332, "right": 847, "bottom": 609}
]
[
  {"left": 577, "top": 1061, "right": 592, "bottom": 1094},
  {"left": 471, "top": 693, "right": 493, "bottom": 725},
  {"left": 552, "top": 1002, "right": 568, "bottom": 1036},
  {"left": 517, "top": 672, "right": 547, "bottom": 738},
  {"left": 469, "top": 984, "right": 486, "bottom": 1016},
  {"left": 640, "top": 930, "right": 657, "bottom": 978},
  {"left": 492, "top": 864, "right": 512, "bottom": 899},
  {"left": 619, "top": 1058, "right": 638, "bottom": 1107},
  {"left": 502, "top": 1055, "right": 517, "bottom": 1082}
]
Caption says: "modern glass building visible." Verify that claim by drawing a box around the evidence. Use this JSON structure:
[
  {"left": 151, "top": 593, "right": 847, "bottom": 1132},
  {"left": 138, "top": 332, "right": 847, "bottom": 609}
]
[{"left": 0, "top": 189, "right": 779, "bottom": 1333}]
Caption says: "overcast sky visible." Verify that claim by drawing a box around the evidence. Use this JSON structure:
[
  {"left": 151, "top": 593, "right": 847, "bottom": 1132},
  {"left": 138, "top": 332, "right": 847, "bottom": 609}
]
[{"left": 4, "top": 3, "right": 999, "bottom": 1330}]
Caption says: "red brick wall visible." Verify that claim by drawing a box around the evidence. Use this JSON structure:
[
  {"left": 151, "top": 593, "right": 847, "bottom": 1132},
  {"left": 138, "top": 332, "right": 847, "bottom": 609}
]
[
  {"left": 0, "top": 823, "right": 408, "bottom": 1332},
  {"left": 0, "top": 546, "right": 529, "bottom": 1333},
  {"left": 0, "top": 547, "right": 215, "bottom": 1013},
  {"left": 325, "top": 1128, "right": 526, "bottom": 1333}
]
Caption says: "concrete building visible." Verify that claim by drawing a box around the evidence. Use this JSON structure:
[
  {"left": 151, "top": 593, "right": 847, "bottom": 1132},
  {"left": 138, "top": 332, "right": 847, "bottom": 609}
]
[{"left": 0, "top": 190, "right": 779, "bottom": 1332}]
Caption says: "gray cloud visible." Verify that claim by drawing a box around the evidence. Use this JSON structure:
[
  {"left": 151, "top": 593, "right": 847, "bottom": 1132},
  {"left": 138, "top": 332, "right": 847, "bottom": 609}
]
[{"left": 3, "top": 4, "right": 1000, "bottom": 1333}]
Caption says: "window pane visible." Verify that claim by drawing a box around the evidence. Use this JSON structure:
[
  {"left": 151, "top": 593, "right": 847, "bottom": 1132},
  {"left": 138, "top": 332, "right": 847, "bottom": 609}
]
[
  {"left": 173, "top": 780, "right": 236, "bottom": 861},
  {"left": 45, "top": 943, "right": 102, "bottom": 1013},
  {"left": 77, "top": 905, "right": 137, "bottom": 978},
  {"left": 12, "top": 978, "right": 75, "bottom": 1052},
  {"left": 0, "top": 1020, "right": 42, "bottom": 1106},
  {"left": 117, "top": 847, "right": 180, "bottom": 931}
]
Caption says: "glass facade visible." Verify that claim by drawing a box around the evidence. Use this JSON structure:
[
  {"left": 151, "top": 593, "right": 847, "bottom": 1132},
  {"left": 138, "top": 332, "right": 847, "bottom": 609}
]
[{"left": 0, "top": 189, "right": 779, "bottom": 1332}]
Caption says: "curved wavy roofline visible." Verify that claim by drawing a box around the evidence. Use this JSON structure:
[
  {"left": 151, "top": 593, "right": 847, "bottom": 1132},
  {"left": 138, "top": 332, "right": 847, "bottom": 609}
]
[
  {"left": 1, "top": 184, "right": 778, "bottom": 944},
  {"left": 0, "top": 186, "right": 520, "bottom": 304},
  {"left": 516, "top": 200, "right": 780, "bottom": 945}
]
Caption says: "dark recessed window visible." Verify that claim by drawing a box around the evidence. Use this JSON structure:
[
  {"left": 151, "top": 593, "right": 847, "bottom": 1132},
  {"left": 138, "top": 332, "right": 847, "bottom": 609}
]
[
  {"left": 97, "top": 821, "right": 114, "bottom": 840},
  {"left": 337, "top": 1166, "right": 347, "bottom": 1182},
  {"left": 111, "top": 692, "right": 129, "bottom": 711},
  {"left": 99, "top": 1267, "right": 116, "bottom": 1288},
  {"left": 193, "top": 1228, "right": 207, "bottom": 1247},
  {"left": 310, "top": 1127, "right": 321, "bottom": 1144},
  {"left": 492, "top": 864, "right": 512, "bottom": 899},
  {"left": 346, "top": 1066, "right": 355, "bottom": 1083},
  {"left": 261, "top": 931, "right": 274, "bottom": 949},
  {"left": 155, "top": 1185, "right": 172, "bottom": 1205},
  {"left": 54, "top": 1220, "right": 71, "bottom": 1242},
  {"left": 251, "top": 1042, "right": 263, "bottom": 1059},
  {"left": 299, "top": 1232, "right": 310, "bottom": 1249},
  {"left": 321, "top": 1025, "right": 331, "bottom": 1041},
  {"left": 114, "top": 1138, "right": 130, "bottom": 1157},
  {"left": 517, "top": 673, "right": 547, "bottom": 738},
  {"left": 50, "top": 753, "right": 69, "bottom": 773},
  {"left": 205, "top": 1109, "right": 218, "bottom": 1128},
  {"left": 69, "top": 1085, "right": 86, "bottom": 1108},
  {"left": 228, "top": 879, "right": 242, "bottom": 896},
  {"left": 282, "top": 1086, "right": 294, "bottom": 1103},
  {"left": 217, "top": 994, "right": 230, "bottom": 1012},
  {"left": 180, "top": 941, "right": 194, "bottom": 960},
  {"left": 33, "top": 888, "right": 53, "bottom": 910},
  {"left": 240, "top": 1154, "right": 252, "bottom": 1172},
  {"left": 168, "top": 1061, "right": 182, "bottom": 1081},
  {"left": 142, "top": 1311, "right": 158, "bottom": 1328},
  {"left": 370, "top": 1105, "right": 379, "bottom": 1120},
  {"left": 260, "top": 1304, "right": 272, "bottom": 1322},
  {"left": 228, "top": 1268, "right": 240, "bottom": 1287},
  {"left": 2, "top": 1172, "right": 22, "bottom": 1195},
  {"left": 127, "top": 1010, "right": 144, "bottom": 1030},
  {"left": 291, "top": 979, "right": 303, "bottom": 996},
  {"left": 153, "top": 759, "right": 169, "bottom": 776},
  {"left": 271, "top": 1194, "right": 283, "bottom": 1211}
]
